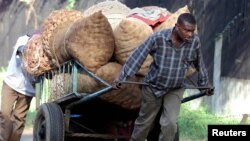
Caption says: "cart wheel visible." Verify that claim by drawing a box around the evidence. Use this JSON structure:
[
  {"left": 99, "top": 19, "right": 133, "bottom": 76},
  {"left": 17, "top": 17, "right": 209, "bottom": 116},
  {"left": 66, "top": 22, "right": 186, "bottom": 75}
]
[{"left": 33, "top": 102, "right": 65, "bottom": 141}]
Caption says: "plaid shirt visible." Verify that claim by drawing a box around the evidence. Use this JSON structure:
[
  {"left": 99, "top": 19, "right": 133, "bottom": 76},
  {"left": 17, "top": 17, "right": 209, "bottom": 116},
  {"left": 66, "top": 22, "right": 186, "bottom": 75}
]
[{"left": 119, "top": 28, "right": 209, "bottom": 97}]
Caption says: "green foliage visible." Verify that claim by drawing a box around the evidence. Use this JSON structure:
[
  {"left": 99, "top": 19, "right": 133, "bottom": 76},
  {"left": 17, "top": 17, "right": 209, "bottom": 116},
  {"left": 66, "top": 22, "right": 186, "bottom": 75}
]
[
  {"left": 0, "top": 67, "right": 6, "bottom": 96},
  {"left": 19, "top": 0, "right": 32, "bottom": 5},
  {"left": 178, "top": 103, "right": 240, "bottom": 141},
  {"left": 0, "top": 67, "right": 6, "bottom": 73},
  {"left": 66, "top": 0, "right": 78, "bottom": 9},
  {"left": 25, "top": 110, "right": 37, "bottom": 127}
]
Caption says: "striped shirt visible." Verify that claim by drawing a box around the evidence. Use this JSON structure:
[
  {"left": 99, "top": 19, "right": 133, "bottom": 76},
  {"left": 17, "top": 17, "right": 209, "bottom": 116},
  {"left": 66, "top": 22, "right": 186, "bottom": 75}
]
[{"left": 119, "top": 28, "right": 209, "bottom": 97}]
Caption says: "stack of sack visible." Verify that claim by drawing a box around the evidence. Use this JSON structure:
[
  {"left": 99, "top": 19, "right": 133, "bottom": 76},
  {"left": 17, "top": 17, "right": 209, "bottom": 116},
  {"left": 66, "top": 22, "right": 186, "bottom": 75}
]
[{"left": 22, "top": 1, "right": 191, "bottom": 110}]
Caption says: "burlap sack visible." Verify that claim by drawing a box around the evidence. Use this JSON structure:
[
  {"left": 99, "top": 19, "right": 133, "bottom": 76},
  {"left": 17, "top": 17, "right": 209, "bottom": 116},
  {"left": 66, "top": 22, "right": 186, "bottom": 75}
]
[
  {"left": 65, "top": 11, "right": 115, "bottom": 73},
  {"left": 186, "top": 66, "right": 196, "bottom": 77},
  {"left": 96, "top": 62, "right": 142, "bottom": 110},
  {"left": 42, "top": 9, "right": 83, "bottom": 67},
  {"left": 22, "top": 34, "right": 53, "bottom": 76},
  {"left": 49, "top": 62, "right": 142, "bottom": 109},
  {"left": 49, "top": 72, "right": 98, "bottom": 101},
  {"left": 113, "top": 17, "right": 153, "bottom": 76},
  {"left": 84, "top": 0, "right": 131, "bottom": 30},
  {"left": 47, "top": 21, "right": 75, "bottom": 64},
  {"left": 154, "top": 5, "right": 190, "bottom": 31}
]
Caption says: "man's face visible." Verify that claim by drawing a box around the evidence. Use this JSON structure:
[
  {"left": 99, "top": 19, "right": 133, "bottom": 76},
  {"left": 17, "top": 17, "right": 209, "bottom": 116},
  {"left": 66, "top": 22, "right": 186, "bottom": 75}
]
[{"left": 176, "top": 21, "right": 196, "bottom": 41}]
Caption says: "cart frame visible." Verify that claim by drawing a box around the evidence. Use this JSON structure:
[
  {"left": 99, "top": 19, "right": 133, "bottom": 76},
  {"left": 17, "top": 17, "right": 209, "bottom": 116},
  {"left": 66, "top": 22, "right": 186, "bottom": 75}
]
[{"left": 33, "top": 60, "right": 212, "bottom": 141}]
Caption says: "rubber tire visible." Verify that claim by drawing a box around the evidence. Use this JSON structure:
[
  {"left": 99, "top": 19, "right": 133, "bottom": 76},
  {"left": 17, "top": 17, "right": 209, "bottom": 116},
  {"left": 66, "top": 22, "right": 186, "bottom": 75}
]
[{"left": 33, "top": 102, "right": 65, "bottom": 141}]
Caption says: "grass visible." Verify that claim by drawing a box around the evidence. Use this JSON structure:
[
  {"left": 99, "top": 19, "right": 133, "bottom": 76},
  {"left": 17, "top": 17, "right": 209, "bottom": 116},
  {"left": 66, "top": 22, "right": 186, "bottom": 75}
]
[{"left": 178, "top": 102, "right": 248, "bottom": 141}]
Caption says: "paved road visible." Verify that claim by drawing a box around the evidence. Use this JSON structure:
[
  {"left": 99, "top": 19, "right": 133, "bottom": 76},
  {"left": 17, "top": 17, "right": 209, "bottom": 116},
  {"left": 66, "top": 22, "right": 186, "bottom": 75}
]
[{"left": 20, "top": 128, "right": 33, "bottom": 141}]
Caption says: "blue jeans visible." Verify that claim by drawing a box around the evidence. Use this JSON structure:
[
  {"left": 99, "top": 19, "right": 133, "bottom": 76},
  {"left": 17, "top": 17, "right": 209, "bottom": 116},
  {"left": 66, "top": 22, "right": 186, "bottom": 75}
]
[{"left": 131, "top": 86, "right": 184, "bottom": 141}]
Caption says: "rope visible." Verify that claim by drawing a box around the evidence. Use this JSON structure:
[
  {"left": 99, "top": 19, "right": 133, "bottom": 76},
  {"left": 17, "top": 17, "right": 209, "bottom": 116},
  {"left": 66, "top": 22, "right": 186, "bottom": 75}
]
[
  {"left": 63, "top": 22, "right": 75, "bottom": 61},
  {"left": 52, "top": 34, "right": 61, "bottom": 67}
]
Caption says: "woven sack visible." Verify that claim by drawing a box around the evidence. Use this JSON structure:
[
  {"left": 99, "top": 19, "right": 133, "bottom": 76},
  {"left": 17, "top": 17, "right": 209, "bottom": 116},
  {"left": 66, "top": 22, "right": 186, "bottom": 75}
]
[
  {"left": 22, "top": 34, "right": 53, "bottom": 76},
  {"left": 186, "top": 66, "right": 196, "bottom": 77},
  {"left": 154, "top": 5, "right": 190, "bottom": 31},
  {"left": 96, "top": 62, "right": 142, "bottom": 110},
  {"left": 65, "top": 11, "right": 115, "bottom": 73},
  {"left": 49, "top": 72, "right": 98, "bottom": 101},
  {"left": 113, "top": 17, "right": 153, "bottom": 76},
  {"left": 84, "top": 0, "right": 131, "bottom": 30},
  {"left": 42, "top": 9, "right": 83, "bottom": 67},
  {"left": 47, "top": 21, "right": 75, "bottom": 64}
]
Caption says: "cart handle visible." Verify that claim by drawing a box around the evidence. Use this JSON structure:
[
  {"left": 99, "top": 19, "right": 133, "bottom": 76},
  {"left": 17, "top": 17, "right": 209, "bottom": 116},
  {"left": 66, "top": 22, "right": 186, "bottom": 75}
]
[
  {"left": 116, "top": 81, "right": 214, "bottom": 103},
  {"left": 116, "top": 81, "right": 213, "bottom": 89}
]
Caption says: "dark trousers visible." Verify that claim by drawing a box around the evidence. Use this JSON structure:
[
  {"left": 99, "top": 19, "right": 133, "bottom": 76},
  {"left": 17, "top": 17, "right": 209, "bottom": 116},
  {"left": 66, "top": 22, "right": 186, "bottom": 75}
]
[{"left": 131, "top": 86, "right": 184, "bottom": 141}]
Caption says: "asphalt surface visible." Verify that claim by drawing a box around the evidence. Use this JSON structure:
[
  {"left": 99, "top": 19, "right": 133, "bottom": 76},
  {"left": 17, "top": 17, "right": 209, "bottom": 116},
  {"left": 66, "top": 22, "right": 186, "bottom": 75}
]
[{"left": 20, "top": 128, "right": 33, "bottom": 141}]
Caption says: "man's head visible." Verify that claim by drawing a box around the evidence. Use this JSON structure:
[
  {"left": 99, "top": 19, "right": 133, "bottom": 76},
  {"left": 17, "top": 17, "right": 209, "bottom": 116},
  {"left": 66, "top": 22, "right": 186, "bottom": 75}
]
[{"left": 175, "top": 13, "right": 196, "bottom": 41}]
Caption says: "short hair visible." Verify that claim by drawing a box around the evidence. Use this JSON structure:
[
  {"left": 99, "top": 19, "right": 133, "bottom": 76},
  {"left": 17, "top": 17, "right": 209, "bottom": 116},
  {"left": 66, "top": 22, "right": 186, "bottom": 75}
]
[{"left": 177, "top": 13, "right": 196, "bottom": 25}]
